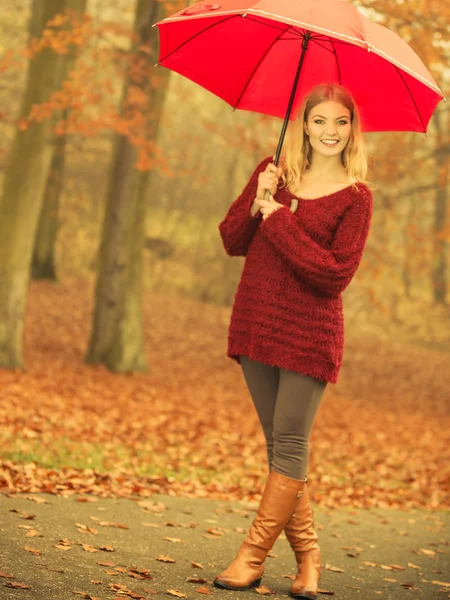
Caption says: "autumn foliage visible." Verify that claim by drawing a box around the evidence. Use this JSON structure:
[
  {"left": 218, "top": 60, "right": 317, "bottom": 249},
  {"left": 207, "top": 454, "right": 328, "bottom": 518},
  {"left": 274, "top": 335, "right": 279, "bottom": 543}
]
[{"left": 0, "top": 281, "right": 448, "bottom": 509}]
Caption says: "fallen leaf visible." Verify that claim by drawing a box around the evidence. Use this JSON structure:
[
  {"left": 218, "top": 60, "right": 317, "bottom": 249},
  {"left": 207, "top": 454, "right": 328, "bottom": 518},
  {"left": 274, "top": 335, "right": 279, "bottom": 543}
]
[
  {"left": 10, "top": 510, "right": 35, "bottom": 520},
  {"left": 5, "top": 581, "right": 31, "bottom": 589},
  {"left": 23, "top": 495, "right": 49, "bottom": 504},
  {"left": 82, "top": 544, "right": 98, "bottom": 553},
  {"left": 128, "top": 568, "right": 153, "bottom": 580},
  {"left": 343, "top": 584, "right": 360, "bottom": 590},
  {"left": 163, "top": 537, "right": 184, "bottom": 543},
  {"left": 24, "top": 546, "right": 41, "bottom": 555},
  {"left": 254, "top": 585, "right": 275, "bottom": 595},
  {"left": 99, "top": 521, "right": 129, "bottom": 529},
  {"left": 191, "top": 562, "right": 204, "bottom": 569},
  {"left": 157, "top": 555, "right": 175, "bottom": 563},
  {"left": 206, "top": 528, "right": 222, "bottom": 536},
  {"left": 76, "top": 497, "right": 98, "bottom": 503},
  {"left": 421, "top": 578, "right": 450, "bottom": 587},
  {"left": 166, "top": 590, "right": 186, "bottom": 597},
  {"left": 195, "top": 586, "right": 211, "bottom": 594},
  {"left": 325, "top": 564, "right": 344, "bottom": 573},
  {"left": 25, "top": 529, "right": 42, "bottom": 537},
  {"left": 187, "top": 577, "right": 207, "bottom": 584}
]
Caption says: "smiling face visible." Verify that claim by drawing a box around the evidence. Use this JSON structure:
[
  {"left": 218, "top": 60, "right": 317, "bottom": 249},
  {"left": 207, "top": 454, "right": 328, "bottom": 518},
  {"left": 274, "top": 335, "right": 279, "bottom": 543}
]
[{"left": 305, "top": 100, "right": 352, "bottom": 159}]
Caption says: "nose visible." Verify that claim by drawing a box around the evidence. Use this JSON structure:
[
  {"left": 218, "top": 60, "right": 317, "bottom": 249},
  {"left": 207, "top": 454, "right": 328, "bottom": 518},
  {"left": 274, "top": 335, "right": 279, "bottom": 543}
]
[{"left": 325, "top": 127, "right": 338, "bottom": 136}]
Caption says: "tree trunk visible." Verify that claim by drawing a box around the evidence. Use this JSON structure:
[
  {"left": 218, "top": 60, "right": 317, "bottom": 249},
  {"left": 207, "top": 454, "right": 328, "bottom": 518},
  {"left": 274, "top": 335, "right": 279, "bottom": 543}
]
[
  {"left": 432, "top": 108, "right": 449, "bottom": 305},
  {"left": 0, "top": 0, "right": 69, "bottom": 369},
  {"left": 32, "top": 0, "right": 87, "bottom": 281},
  {"left": 31, "top": 113, "right": 67, "bottom": 280},
  {"left": 86, "top": 0, "right": 178, "bottom": 372}
]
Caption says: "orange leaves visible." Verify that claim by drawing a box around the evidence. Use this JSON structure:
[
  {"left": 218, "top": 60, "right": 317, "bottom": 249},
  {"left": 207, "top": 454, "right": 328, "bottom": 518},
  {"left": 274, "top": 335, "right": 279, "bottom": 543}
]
[
  {"left": 156, "top": 556, "right": 176, "bottom": 563},
  {"left": 195, "top": 586, "right": 211, "bottom": 594},
  {"left": 127, "top": 85, "right": 149, "bottom": 108},
  {"left": 1, "top": 281, "right": 450, "bottom": 510},
  {"left": 254, "top": 586, "right": 276, "bottom": 595},
  {"left": 4, "top": 581, "right": 32, "bottom": 589},
  {"left": 23, "top": 546, "right": 41, "bottom": 555}
]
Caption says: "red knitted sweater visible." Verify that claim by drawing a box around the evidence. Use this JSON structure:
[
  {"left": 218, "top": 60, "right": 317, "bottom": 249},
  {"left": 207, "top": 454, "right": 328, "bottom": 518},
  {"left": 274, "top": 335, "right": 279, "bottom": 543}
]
[{"left": 218, "top": 156, "right": 373, "bottom": 384}]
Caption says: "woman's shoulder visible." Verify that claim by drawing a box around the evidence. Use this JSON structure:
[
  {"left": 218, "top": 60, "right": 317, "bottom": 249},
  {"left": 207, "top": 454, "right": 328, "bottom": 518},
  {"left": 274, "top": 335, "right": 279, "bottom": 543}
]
[{"left": 353, "top": 181, "right": 374, "bottom": 201}]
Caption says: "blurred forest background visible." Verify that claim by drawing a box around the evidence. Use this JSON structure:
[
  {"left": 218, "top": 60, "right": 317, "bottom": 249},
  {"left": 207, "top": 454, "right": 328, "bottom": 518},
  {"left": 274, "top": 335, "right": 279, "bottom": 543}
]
[
  {"left": 0, "top": 0, "right": 449, "bottom": 374},
  {"left": 0, "top": 1, "right": 449, "bottom": 505}
]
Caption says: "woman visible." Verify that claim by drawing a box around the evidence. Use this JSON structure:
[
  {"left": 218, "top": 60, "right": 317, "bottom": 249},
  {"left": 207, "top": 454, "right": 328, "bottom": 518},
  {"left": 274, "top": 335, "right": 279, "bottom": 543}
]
[{"left": 214, "top": 84, "right": 373, "bottom": 600}]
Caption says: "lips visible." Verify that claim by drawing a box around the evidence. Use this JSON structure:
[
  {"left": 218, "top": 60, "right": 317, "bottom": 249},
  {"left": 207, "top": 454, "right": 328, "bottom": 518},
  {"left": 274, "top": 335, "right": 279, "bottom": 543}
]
[{"left": 321, "top": 139, "right": 340, "bottom": 146}]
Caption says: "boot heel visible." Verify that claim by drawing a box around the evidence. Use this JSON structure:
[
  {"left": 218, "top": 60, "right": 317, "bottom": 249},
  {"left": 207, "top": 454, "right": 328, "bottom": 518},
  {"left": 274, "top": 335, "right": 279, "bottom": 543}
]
[{"left": 251, "top": 578, "right": 262, "bottom": 588}]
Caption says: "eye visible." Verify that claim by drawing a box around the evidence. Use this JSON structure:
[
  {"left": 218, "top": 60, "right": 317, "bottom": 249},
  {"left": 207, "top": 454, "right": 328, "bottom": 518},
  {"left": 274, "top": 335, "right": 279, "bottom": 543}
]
[
  {"left": 338, "top": 120, "right": 349, "bottom": 125},
  {"left": 314, "top": 119, "right": 324, "bottom": 124}
]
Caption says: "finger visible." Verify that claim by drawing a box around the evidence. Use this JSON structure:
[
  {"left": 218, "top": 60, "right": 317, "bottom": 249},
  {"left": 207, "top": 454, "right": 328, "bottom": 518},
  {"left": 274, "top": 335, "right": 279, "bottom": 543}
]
[{"left": 267, "top": 163, "right": 279, "bottom": 173}]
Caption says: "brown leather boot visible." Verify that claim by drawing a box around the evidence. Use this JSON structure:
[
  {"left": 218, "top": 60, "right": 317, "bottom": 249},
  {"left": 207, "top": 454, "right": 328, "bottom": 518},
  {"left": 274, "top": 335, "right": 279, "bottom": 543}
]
[
  {"left": 213, "top": 471, "right": 305, "bottom": 591},
  {"left": 284, "top": 476, "right": 321, "bottom": 600}
]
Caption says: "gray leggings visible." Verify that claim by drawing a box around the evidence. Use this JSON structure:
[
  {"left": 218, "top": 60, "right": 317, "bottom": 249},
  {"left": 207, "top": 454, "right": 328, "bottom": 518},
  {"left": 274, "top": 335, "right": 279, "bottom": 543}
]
[{"left": 240, "top": 356, "right": 327, "bottom": 481}]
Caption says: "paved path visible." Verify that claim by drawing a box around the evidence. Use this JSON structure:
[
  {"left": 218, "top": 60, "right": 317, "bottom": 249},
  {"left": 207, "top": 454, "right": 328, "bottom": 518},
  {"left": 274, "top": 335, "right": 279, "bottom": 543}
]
[{"left": 0, "top": 492, "right": 448, "bottom": 599}]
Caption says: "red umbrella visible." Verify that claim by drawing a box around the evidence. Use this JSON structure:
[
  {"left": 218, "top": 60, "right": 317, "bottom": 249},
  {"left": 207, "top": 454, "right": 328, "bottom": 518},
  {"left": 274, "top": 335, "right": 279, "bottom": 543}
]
[{"left": 155, "top": 0, "right": 445, "bottom": 165}]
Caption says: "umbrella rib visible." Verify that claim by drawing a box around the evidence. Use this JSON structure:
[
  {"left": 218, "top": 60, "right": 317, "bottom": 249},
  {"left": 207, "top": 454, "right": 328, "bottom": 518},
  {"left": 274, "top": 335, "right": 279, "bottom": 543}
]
[
  {"left": 393, "top": 65, "right": 426, "bottom": 132},
  {"left": 329, "top": 37, "right": 342, "bottom": 85},
  {"left": 158, "top": 15, "right": 237, "bottom": 63},
  {"left": 243, "top": 14, "right": 302, "bottom": 35},
  {"left": 233, "top": 24, "right": 294, "bottom": 110}
]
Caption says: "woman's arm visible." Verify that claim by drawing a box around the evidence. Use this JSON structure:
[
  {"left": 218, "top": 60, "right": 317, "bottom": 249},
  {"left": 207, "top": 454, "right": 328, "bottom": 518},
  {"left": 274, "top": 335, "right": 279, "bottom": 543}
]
[
  {"left": 259, "top": 185, "right": 373, "bottom": 296},
  {"left": 218, "top": 157, "right": 272, "bottom": 257}
]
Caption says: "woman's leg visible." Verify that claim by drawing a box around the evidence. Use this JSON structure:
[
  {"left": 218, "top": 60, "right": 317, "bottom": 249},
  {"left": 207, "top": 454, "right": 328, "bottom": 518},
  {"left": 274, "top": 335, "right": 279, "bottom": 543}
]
[
  {"left": 239, "top": 355, "right": 279, "bottom": 471},
  {"left": 272, "top": 369, "right": 327, "bottom": 480},
  {"left": 272, "top": 369, "right": 327, "bottom": 600},
  {"left": 214, "top": 357, "right": 306, "bottom": 591}
]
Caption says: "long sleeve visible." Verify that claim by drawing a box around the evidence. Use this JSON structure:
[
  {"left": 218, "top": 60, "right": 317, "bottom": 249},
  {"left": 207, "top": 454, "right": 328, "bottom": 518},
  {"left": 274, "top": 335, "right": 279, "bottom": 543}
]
[
  {"left": 259, "top": 185, "right": 373, "bottom": 296},
  {"left": 218, "top": 156, "right": 272, "bottom": 257}
]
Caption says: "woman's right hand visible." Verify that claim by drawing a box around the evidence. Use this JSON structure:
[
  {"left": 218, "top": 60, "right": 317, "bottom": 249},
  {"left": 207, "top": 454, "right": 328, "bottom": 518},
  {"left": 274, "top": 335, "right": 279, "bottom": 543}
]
[{"left": 256, "top": 162, "right": 282, "bottom": 200}]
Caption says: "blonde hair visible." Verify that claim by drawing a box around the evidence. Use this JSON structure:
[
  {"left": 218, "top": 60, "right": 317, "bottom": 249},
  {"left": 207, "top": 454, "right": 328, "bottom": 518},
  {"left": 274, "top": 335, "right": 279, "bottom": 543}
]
[{"left": 281, "top": 84, "right": 369, "bottom": 192}]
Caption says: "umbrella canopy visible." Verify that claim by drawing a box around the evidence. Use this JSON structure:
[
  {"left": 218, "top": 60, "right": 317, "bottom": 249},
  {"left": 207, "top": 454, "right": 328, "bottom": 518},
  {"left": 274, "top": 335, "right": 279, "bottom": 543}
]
[{"left": 156, "top": 0, "right": 445, "bottom": 133}]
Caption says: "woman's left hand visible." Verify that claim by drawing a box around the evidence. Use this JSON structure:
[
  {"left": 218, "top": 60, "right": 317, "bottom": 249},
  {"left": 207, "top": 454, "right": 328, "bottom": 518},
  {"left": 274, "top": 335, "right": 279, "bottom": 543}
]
[{"left": 258, "top": 196, "right": 285, "bottom": 220}]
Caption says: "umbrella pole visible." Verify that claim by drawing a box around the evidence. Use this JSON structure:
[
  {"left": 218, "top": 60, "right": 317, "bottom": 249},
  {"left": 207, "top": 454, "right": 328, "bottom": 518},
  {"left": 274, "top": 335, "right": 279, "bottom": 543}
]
[{"left": 273, "top": 30, "right": 311, "bottom": 167}]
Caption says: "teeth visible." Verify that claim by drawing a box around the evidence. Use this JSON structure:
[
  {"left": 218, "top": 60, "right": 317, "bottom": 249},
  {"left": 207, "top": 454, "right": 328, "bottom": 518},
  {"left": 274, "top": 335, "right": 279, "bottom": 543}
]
[{"left": 322, "top": 140, "right": 339, "bottom": 145}]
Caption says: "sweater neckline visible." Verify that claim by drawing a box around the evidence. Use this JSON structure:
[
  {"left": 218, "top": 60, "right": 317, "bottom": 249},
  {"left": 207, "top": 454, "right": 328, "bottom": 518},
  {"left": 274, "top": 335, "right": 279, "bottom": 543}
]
[{"left": 284, "top": 183, "right": 356, "bottom": 202}]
